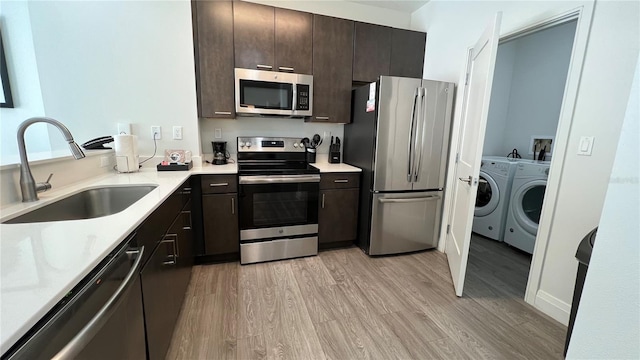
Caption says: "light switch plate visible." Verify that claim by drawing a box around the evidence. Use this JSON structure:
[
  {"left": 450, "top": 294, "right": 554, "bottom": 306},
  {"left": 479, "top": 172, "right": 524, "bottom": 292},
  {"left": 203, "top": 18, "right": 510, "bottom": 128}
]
[
  {"left": 578, "top": 136, "right": 595, "bottom": 156},
  {"left": 214, "top": 128, "right": 222, "bottom": 139}
]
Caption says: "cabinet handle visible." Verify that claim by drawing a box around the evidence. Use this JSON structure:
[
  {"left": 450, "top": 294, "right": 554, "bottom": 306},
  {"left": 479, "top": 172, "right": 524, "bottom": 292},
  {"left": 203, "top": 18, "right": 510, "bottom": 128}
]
[
  {"left": 256, "top": 64, "right": 273, "bottom": 70},
  {"left": 210, "top": 183, "right": 229, "bottom": 187},
  {"left": 278, "top": 66, "right": 294, "bottom": 72},
  {"left": 182, "top": 210, "right": 192, "bottom": 230},
  {"left": 315, "top": 116, "right": 330, "bottom": 121},
  {"left": 214, "top": 111, "right": 232, "bottom": 115},
  {"left": 334, "top": 179, "right": 349, "bottom": 183},
  {"left": 181, "top": 187, "right": 191, "bottom": 195},
  {"left": 161, "top": 235, "right": 178, "bottom": 265},
  {"left": 231, "top": 197, "right": 235, "bottom": 215},
  {"left": 322, "top": 193, "right": 325, "bottom": 209}
]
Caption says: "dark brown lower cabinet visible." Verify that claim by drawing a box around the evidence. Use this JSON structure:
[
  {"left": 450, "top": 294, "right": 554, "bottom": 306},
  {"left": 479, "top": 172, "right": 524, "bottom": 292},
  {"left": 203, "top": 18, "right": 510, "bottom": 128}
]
[
  {"left": 319, "top": 187, "right": 359, "bottom": 249},
  {"left": 203, "top": 193, "right": 239, "bottom": 256},
  {"left": 139, "top": 181, "right": 193, "bottom": 360}
]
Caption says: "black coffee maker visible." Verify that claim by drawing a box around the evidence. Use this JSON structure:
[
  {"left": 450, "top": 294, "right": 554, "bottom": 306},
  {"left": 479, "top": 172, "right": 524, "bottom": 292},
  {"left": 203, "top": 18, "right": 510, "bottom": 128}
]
[{"left": 212, "top": 141, "right": 229, "bottom": 165}]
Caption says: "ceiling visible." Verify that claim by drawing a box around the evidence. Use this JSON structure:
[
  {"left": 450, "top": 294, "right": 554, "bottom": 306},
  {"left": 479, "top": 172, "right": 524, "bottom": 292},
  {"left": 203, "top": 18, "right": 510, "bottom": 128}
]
[{"left": 348, "top": 1, "right": 429, "bottom": 13}]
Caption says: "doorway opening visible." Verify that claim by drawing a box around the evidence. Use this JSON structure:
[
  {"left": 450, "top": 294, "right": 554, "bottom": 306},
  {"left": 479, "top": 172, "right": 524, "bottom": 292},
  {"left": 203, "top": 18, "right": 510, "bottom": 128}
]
[{"left": 467, "top": 18, "right": 578, "bottom": 299}]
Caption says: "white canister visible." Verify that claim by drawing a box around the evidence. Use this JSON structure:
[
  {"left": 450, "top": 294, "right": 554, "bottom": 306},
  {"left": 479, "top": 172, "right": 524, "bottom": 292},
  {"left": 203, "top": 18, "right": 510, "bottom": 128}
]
[{"left": 114, "top": 134, "right": 140, "bottom": 173}]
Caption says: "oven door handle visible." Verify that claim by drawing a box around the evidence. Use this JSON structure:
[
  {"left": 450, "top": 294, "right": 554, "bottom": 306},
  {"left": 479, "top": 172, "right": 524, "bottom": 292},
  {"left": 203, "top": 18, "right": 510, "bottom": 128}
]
[{"left": 239, "top": 175, "right": 321, "bottom": 184}]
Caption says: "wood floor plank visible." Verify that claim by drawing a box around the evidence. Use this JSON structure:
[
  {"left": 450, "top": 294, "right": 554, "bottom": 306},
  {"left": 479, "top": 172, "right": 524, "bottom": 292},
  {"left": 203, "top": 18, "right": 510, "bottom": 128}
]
[
  {"left": 168, "top": 241, "right": 566, "bottom": 360},
  {"left": 237, "top": 334, "right": 267, "bottom": 360}
]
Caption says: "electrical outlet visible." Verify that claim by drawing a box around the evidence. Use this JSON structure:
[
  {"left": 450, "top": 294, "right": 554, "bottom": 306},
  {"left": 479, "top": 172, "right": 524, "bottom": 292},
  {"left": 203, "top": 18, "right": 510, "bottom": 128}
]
[
  {"left": 214, "top": 128, "right": 222, "bottom": 139},
  {"left": 173, "top": 126, "right": 183, "bottom": 140},
  {"left": 117, "top": 122, "right": 131, "bottom": 134},
  {"left": 151, "top": 126, "right": 161, "bottom": 140}
]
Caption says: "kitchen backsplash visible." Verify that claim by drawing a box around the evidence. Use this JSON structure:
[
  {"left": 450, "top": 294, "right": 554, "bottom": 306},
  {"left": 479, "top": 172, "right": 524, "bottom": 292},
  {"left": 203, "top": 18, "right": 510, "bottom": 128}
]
[{"left": 199, "top": 117, "right": 344, "bottom": 155}]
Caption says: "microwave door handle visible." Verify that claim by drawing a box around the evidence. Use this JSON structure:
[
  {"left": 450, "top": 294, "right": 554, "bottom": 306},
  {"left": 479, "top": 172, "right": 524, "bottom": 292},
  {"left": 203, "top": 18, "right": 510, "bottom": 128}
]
[{"left": 292, "top": 84, "right": 297, "bottom": 112}]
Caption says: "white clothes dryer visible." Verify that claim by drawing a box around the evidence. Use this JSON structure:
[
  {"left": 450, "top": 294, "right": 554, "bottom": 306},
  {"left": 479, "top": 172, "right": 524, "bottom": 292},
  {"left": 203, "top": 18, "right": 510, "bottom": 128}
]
[
  {"left": 504, "top": 161, "right": 551, "bottom": 254},
  {"left": 472, "top": 156, "right": 519, "bottom": 241}
]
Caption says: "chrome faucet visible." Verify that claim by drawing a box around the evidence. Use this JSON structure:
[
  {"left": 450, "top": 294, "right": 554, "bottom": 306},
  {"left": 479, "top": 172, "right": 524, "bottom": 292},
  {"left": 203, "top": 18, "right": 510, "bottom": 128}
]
[{"left": 17, "top": 117, "right": 86, "bottom": 202}]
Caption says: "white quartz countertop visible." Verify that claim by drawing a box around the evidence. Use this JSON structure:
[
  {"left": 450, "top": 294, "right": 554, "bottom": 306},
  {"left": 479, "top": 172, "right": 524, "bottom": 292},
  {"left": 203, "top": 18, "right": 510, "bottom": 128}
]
[
  {"left": 0, "top": 164, "right": 237, "bottom": 354},
  {"left": 310, "top": 161, "right": 362, "bottom": 173}
]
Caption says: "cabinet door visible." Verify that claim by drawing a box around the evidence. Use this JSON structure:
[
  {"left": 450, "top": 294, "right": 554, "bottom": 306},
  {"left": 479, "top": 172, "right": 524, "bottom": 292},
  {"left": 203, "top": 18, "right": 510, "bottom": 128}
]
[
  {"left": 319, "top": 188, "right": 359, "bottom": 244},
  {"left": 140, "top": 239, "right": 182, "bottom": 360},
  {"left": 353, "top": 22, "right": 392, "bottom": 83},
  {"left": 312, "top": 15, "right": 354, "bottom": 123},
  {"left": 193, "top": 0, "right": 235, "bottom": 118},
  {"left": 275, "top": 8, "right": 313, "bottom": 74},
  {"left": 203, "top": 193, "right": 239, "bottom": 255},
  {"left": 233, "top": 1, "right": 275, "bottom": 70},
  {"left": 389, "top": 28, "right": 426, "bottom": 78}
]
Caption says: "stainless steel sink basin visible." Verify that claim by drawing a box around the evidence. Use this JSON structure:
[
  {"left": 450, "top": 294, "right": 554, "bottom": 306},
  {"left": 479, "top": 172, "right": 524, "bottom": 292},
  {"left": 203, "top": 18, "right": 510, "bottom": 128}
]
[{"left": 3, "top": 185, "right": 158, "bottom": 224}]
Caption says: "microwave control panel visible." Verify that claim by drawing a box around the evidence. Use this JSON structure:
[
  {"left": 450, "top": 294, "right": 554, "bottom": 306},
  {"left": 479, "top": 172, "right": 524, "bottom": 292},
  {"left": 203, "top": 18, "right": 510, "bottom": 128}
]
[{"left": 296, "top": 84, "right": 310, "bottom": 111}]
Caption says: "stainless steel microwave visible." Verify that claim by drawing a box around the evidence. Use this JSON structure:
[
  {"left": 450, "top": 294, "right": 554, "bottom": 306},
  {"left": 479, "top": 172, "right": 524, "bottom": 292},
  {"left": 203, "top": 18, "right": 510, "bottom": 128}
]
[{"left": 234, "top": 68, "right": 313, "bottom": 118}]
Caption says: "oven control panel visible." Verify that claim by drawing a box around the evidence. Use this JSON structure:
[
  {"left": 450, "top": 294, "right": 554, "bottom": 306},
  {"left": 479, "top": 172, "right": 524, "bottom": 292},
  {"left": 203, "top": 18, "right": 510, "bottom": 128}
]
[{"left": 238, "top": 137, "right": 306, "bottom": 152}]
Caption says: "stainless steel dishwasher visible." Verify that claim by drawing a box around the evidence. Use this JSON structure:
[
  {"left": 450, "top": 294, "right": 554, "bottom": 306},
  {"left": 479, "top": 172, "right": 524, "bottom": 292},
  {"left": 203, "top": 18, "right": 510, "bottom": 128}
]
[{"left": 2, "top": 235, "right": 146, "bottom": 360}]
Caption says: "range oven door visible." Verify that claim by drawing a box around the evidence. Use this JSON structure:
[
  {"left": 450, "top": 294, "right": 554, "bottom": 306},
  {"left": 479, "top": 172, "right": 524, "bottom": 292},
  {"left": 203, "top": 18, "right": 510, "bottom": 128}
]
[
  {"left": 238, "top": 175, "right": 319, "bottom": 240},
  {"left": 238, "top": 174, "right": 320, "bottom": 264}
]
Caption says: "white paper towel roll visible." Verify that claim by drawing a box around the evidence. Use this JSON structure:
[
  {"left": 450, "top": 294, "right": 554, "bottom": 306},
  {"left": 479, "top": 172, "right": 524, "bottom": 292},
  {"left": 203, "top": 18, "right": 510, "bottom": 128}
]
[{"left": 114, "top": 134, "right": 139, "bottom": 172}]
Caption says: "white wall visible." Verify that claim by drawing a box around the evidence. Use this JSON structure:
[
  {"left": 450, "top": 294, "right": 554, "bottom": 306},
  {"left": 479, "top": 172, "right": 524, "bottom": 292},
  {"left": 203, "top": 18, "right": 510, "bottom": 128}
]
[
  {"left": 567, "top": 55, "right": 639, "bottom": 360},
  {"left": 0, "top": 1, "right": 50, "bottom": 163},
  {"left": 26, "top": 0, "right": 200, "bottom": 159},
  {"left": 412, "top": 0, "right": 640, "bottom": 324},
  {"left": 200, "top": 118, "right": 343, "bottom": 157},
  {"left": 484, "top": 20, "right": 577, "bottom": 158}
]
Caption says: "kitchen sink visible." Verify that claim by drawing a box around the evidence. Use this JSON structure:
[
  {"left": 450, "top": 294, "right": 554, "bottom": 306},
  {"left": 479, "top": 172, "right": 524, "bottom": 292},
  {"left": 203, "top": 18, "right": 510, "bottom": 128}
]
[{"left": 3, "top": 185, "right": 158, "bottom": 224}]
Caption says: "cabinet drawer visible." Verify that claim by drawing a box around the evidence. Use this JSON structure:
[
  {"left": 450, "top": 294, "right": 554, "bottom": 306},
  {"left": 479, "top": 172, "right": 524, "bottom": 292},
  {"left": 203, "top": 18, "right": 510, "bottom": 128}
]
[
  {"left": 320, "top": 173, "right": 360, "bottom": 189},
  {"left": 201, "top": 175, "right": 237, "bottom": 194}
]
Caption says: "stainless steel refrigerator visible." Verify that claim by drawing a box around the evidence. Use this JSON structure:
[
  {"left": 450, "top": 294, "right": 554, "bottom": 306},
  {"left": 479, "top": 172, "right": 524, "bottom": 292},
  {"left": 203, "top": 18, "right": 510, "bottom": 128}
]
[{"left": 344, "top": 76, "right": 454, "bottom": 255}]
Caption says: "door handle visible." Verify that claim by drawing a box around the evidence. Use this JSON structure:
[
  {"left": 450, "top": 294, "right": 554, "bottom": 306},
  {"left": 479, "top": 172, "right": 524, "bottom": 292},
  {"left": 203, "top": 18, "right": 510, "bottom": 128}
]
[
  {"left": 321, "top": 193, "right": 325, "bottom": 209},
  {"left": 408, "top": 88, "right": 419, "bottom": 182},
  {"left": 231, "top": 196, "right": 235, "bottom": 215},
  {"left": 459, "top": 176, "right": 473, "bottom": 185},
  {"left": 378, "top": 195, "right": 441, "bottom": 203}
]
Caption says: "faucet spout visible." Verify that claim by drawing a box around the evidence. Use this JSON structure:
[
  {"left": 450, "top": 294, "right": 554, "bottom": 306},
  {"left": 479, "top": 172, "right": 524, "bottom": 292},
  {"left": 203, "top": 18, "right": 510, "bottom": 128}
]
[{"left": 17, "top": 117, "right": 86, "bottom": 202}]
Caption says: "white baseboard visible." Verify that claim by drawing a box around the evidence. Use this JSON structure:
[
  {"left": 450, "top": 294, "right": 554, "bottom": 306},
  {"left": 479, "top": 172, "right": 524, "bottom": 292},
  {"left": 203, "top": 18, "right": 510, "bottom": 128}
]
[{"left": 534, "top": 290, "right": 571, "bottom": 325}]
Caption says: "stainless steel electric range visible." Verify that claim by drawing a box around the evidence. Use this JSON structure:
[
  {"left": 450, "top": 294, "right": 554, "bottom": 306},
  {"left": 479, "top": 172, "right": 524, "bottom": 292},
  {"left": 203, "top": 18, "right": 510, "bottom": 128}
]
[{"left": 237, "top": 137, "right": 320, "bottom": 264}]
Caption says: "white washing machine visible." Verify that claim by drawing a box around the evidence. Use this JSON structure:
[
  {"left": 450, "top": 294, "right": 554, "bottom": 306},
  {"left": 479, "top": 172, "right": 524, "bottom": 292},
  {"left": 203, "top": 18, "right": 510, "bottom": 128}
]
[
  {"left": 503, "top": 161, "right": 551, "bottom": 254},
  {"left": 472, "top": 156, "right": 519, "bottom": 241}
]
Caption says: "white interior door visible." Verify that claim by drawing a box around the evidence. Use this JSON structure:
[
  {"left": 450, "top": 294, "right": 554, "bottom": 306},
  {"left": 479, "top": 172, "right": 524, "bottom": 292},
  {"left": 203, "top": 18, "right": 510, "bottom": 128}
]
[{"left": 445, "top": 14, "right": 502, "bottom": 297}]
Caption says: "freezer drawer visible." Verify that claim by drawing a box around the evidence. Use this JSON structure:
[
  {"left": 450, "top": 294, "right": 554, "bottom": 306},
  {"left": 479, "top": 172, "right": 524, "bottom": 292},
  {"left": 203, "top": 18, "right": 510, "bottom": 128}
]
[{"left": 369, "top": 192, "right": 442, "bottom": 255}]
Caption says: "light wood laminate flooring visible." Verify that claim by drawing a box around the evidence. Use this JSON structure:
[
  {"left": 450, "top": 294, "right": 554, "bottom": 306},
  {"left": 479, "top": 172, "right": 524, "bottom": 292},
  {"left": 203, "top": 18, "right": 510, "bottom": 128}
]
[{"left": 167, "top": 237, "right": 566, "bottom": 359}]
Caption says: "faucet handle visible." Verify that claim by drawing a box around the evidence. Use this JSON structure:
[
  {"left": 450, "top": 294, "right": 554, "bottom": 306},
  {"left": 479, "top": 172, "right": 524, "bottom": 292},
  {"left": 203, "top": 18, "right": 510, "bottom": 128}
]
[{"left": 36, "top": 173, "right": 54, "bottom": 193}]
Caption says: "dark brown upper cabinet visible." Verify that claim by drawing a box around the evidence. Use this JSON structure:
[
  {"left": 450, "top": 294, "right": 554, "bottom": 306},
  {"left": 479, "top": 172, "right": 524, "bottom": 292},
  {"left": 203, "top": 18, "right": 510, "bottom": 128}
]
[
  {"left": 233, "top": 2, "right": 312, "bottom": 74},
  {"left": 389, "top": 28, "right": 426, "bottom": 79},
  {"left": 233, "top": 1, "right": 275, "bottom": 71},
  {"left": 274, "top": 8, "right": 313, "bottom": 74},
  {"left": 311, "top": 15, "right": 354, "bottom": 124},
  {"left": 353, "top": 23, "right": 392, "bottom": 83},
  {"left": 352, "top": 23, "right": 426, "bottom": 82},
  {"left": 192, "top": 0, "right": 235, "bottom": 118}
]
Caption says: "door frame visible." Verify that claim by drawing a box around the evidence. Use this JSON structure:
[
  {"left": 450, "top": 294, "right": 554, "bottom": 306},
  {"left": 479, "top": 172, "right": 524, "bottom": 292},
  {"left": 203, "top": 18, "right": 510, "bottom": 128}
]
[{"left": 439, "top": 3, "right": 595, "bottom": 314}]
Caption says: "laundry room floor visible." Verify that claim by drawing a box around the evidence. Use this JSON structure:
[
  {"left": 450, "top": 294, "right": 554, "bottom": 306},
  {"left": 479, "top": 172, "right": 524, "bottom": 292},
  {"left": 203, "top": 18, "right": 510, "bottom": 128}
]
[{"left": 166, "top": 245, "right": 565, "bottom": 360}]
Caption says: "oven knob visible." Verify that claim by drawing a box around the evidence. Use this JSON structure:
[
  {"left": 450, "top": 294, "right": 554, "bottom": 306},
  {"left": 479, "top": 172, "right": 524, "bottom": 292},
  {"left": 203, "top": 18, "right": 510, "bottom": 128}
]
[
  {"left": 293, "top": 143, "right": 298, "bottom": 148},
  {"left": 239, "top": 142, "right": 245, "bottom": 148},
  {"left": 299, "top": 142, "right": 304, "bottom": 148},
  {"left": 246, "top": 142, "right": 252, "bottom": 148}
]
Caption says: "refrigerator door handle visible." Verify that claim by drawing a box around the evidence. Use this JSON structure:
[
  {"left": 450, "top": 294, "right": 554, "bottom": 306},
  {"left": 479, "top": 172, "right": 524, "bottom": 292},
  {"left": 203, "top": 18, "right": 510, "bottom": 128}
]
[
  {"left": 378, "top": 195, "right": 441, "bottom": 203},
  {"left": 407, "top": 88, "right": 419, "bottom": 182},
  {"left": 414, "top": 87, "right": 427, "bottom": 182}
]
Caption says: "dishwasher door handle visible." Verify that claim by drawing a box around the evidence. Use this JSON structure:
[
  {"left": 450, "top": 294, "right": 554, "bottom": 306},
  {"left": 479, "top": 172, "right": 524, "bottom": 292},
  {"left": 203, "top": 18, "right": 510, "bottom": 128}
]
[{"left": 52, "top": 246, "right": 145, "bottom": 360}]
